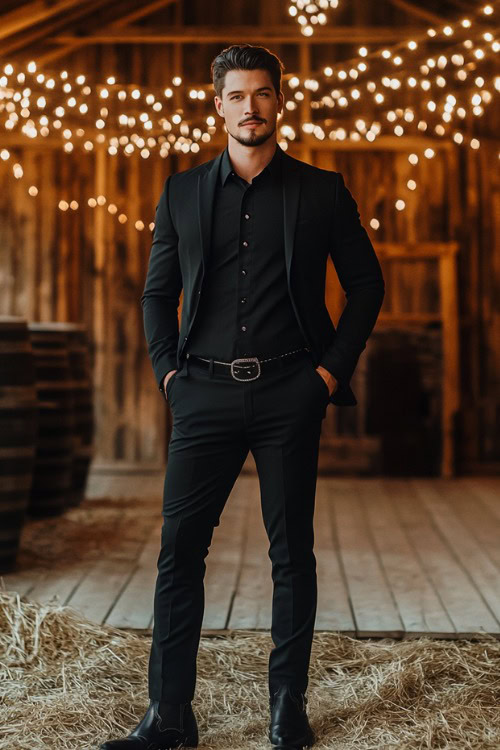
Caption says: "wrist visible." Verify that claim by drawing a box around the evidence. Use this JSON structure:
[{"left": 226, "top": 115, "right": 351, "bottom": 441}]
[
  {"left": 162, "top": 369, "right": 177, "bottom": 390},
  {"left": 316, "top": 365, "right": 337, "bottom": 395}
]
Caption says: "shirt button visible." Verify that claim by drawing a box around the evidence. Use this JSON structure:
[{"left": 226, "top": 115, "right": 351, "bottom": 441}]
[
  {"left": 240, "top": 297, "right": 247, "bottom": 303},
  {"left": 243, "top": 241, "right": 248, "bottom": 247},
  {"left": 244, "top": 214, "right": 250, "bottom": 219},
  {"left": 241, "top": 269, "right": 247, "bottom": 275},
  {"left": 241, "top": 325, "right": 247, "bottom": 332}
]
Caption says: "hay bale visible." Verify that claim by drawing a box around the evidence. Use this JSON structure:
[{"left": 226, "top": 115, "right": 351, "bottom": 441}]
[{"left": 1, "top": 587, "right": 499, "bottom": 749}]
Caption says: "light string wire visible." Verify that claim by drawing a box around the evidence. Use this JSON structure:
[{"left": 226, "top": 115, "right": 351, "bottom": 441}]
[{"left": 0, "top": 1, "right": 497, "bottom": 229}]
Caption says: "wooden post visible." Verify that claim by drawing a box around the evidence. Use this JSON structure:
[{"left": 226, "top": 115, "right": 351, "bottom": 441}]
[
  {"left": 93, "top": 144, "right": 108, "bottom": 460},
  {"left": 299, "top": 42, "right": 311, "bottom": 165},
  {"left": 439, "top": 247, "right": 460, "bottom": 477}
]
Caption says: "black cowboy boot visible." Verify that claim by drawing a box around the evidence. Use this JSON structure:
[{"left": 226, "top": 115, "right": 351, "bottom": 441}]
[
  {"left": 99, "top": 698, "right": 199, "bottom": 749},
  {"left": 268, "top": 684, "right": 315, "bottom": 749}
]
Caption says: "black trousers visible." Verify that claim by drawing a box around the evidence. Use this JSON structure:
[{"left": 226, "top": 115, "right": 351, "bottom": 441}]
[{"left": 148, "top": 348, "right": 330, "bottom": 702}]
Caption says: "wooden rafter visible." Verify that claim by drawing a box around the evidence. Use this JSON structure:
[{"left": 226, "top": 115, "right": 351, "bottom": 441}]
[
  {"left": 108, "top": 0, "right": 179, "bottom": 28},
  {"left": 444, "top": 0, "right": 473, "bottom": 11},
  {"left": 48, "top": 25, "right": 437, "bottom": 45},
  {"left": 0, "top": 0, "right": 89, "bottom": 41},
  {"left": 34, "top": 0, "right": 179, "bottom": 66},
  {"left": 386, "top": 0, "right": 448, "bottom": 26},
  {"left": 1, "top": 0, "right": 108, "bottom": 56},
  {"left": 0, "top": 132, "right": 458, "bottom": 150}
]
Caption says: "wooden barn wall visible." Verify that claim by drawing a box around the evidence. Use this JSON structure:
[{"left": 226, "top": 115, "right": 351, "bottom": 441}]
[
  {"left": 1, "top": 140, "right": 498, "bottom": 470},
  {"left": 460, "top": 143, "right": 500, "bottom": 467},
  {"left": 0, "top": 3, "right": 498, "bottom": 470}
]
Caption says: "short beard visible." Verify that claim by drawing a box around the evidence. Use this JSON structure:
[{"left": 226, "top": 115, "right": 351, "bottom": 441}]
[{"left": 227, "top": 122, "right": 276, "bottom": 147}]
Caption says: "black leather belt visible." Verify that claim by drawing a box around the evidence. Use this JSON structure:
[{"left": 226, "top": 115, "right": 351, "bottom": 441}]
[{"left": 187, "top": 347, "right": 310, "bottom": 381}]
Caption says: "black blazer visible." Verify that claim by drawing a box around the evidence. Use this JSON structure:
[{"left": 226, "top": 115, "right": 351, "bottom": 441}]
[{"left": 141, "top": 144, "right": 385, "bottom": 406}]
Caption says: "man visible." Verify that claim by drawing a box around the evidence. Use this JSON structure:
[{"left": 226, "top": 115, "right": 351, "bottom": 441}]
[{"left": 100, "top": 44, "right": 384, "bottom": 750}]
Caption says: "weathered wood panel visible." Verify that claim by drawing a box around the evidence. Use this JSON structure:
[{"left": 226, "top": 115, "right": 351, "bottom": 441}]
[{"left": 0, "top": 10, "right": 498, "bottom": 472}]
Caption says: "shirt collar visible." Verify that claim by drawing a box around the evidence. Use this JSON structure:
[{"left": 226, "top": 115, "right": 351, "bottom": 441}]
[{"left": 219, "top": 142, "right": 283, "bottom": 187}]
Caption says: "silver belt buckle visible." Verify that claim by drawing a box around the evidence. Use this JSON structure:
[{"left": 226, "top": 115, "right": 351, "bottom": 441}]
[{"left": 230, "top": 356, "right": 261, "bottom": 381}]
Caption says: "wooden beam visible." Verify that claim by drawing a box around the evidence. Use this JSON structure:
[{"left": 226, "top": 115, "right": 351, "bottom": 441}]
[
  {"left": 0, "top": 132, "right": 460, "bottom": 152},
  {"left": 1, "top": 0, "right": 108, "bottom": 56},
  {"left": 299, "top": 42, "right": 312, "bottom": 165},
  {"left": 301, "top": 134, "right": 454, "bottom": 151},
  {"left": 0, "top": 0, "right": 88, "bottom": 41},
  {"left": 108, "top": 0, "right": 179, "bottom": 27},
  {"left": 386, "top": 0, "right": 447, "bottom": 26},
  {"left": 28, "top": 0, "right": 179, "bottom": 66},
  {"left": 445, "top": 0, "right": 472, "bottom": 12},
  {"left": 92, "top": 144, "right": 108, "bottom": 461},
  {"left": 374, "top": 242, "right": 459, "bottom": 258},
  {"left": 439, "top": 245, "right": 461, "bottom": 477},
  {"left": 48, "top": 24, "right": 435, "bottom": 45}
]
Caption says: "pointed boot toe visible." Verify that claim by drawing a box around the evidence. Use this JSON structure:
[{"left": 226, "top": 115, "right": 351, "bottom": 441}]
[{"left": 99, "top": 698, "right": 199, "bottom": 749}]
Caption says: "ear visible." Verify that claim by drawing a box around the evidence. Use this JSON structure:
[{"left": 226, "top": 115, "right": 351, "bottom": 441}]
[
  {"left": 278, "top": 91, "right": 284, "bottom": 115},
  {"left": 214, "top": 96, "right": 223, "bottom": 116}
]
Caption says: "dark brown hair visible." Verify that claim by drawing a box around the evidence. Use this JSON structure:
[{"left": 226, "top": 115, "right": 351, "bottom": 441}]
[{"left": 211, "top": 44, "right": 285, "bottom": 100}]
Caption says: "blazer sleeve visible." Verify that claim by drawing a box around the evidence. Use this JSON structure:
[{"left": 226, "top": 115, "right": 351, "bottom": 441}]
[
  {"left": 141, "top": 174, "right": 183, "bottom": 391},
  {"left": 319, "top": 172, "right": 385, "bottom": 386}
]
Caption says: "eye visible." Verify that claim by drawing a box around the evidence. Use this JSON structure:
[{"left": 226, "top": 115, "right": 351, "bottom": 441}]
[{"left": 230, "top": 92, "right": 269, "bottom": 100}]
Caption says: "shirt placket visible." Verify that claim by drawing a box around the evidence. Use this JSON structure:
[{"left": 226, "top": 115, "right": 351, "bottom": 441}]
[{"left": 236, "top": 181, "right": 254, "bottom": 357}]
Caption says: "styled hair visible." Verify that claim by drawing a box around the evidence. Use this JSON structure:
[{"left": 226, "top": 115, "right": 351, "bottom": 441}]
[{"left": 210, "top": 44, "right": 285, "bottom": 100}]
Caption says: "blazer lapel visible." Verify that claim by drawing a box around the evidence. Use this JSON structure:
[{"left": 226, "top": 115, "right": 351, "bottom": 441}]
[
  {"left": 197, "top": 151, "right": 224, "bottom": 275},
  {"left": 281, "top": 150, "right": 302, "bottom": 287}
]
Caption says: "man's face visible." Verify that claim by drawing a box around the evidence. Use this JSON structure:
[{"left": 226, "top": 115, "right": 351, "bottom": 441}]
[{"left": 214, "top": 68, "right": 284, "bottom": 148}]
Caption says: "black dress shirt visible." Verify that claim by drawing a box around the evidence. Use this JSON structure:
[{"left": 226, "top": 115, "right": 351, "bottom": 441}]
[{"left": 185, "top": 142, "right": 308, "bottom": 363}]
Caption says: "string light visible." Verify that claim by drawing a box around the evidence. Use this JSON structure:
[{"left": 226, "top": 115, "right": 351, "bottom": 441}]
[
  {"left": 288, "top": 0, "right": 340, "bottom": 36},
  {"left": 0, "top": 2, "right": 496, "bottom": 230},
  {"left": 296, "top": 2, "right": 498, "bottom": 136},
  {"left": 2, "top": 5, "right": 495, "bottom": 156}
]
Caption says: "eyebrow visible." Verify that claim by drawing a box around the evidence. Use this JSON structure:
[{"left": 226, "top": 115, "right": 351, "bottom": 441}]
[{"left": 226, "top": 86, "right": 273, "bottom": 96}]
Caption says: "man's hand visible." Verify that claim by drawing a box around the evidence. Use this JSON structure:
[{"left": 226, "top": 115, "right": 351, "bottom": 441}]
[
  {"left": 163, "top": 369, "right": 177, "bottom": 399},
  {"left": 316, "top": 365, "right": 337, "bottom": 397}
]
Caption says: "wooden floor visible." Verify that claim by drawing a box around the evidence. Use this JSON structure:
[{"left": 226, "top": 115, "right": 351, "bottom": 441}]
[{"left": 2, "top": 473, "right": 500, "bottom": 639}]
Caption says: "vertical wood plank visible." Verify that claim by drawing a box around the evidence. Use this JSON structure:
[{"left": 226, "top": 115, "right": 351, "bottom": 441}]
[{"left": 439, "top": 247, "right": 460, "bottom": 477}]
